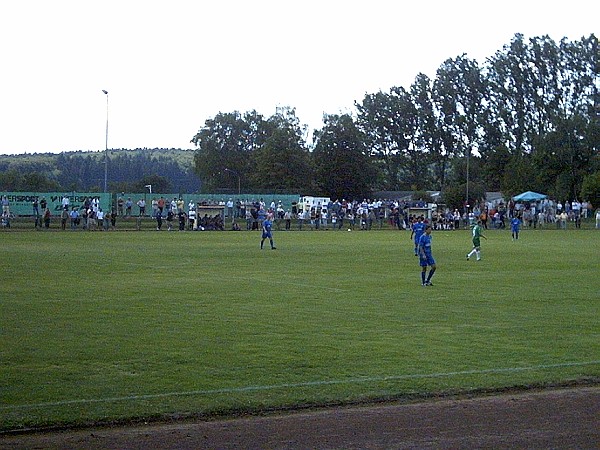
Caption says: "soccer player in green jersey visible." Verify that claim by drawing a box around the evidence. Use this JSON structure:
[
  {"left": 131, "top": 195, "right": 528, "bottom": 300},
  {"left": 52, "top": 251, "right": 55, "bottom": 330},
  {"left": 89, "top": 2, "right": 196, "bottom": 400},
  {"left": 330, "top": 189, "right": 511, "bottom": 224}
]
[{"left": 467, "top": 220, "right": 487, "bottom": 261}]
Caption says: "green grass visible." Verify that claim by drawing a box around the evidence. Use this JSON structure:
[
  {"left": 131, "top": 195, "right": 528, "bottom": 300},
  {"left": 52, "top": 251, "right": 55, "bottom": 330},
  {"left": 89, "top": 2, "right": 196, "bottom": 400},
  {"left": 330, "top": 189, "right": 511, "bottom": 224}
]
[{"left": 1, "top": 227, "right": 599, "bottom": 431}]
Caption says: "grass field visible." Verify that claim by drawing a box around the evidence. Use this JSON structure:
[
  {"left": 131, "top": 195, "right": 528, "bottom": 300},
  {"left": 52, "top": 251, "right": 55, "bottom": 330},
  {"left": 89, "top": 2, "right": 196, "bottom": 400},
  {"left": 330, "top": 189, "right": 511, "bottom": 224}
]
[{"left": 1, "top": 226, "right": 599, "bottom": 431}]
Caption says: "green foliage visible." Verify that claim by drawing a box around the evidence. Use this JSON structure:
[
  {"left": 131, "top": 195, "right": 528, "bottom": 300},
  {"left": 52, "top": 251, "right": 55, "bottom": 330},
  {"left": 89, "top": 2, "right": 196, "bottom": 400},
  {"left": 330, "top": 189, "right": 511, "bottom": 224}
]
[
  {"left": 581, "top": 171, "right": 600, "bottom": 207},
  {"left": 531, "top": 115, "right": 597, "bottom": 200},
  {"left": 313, "top": 114, "right": 378, "bottom": 199},
  {"left": 501, "top": 153, "right": 539, "bottom": 198},
  {"left": 0, "top": 168, "right": 60, "bottom": 191},
  {"left": 442, "top": 181, "right": 486, "bottom": 211},
  {"left": 1, "top": 230, "right": 598, "bottom": 431},
  {"left": 0, "top": 149, "right": 198, "bottom": 193},
  {"left": 411, "top": 190, "right": 433, "bottom": 203},
  {"left": 249, "top": 108, "right": 315, "bottom": 192},
  {"left": 191, "top": 111, "right": 263, "bottom": 192}
]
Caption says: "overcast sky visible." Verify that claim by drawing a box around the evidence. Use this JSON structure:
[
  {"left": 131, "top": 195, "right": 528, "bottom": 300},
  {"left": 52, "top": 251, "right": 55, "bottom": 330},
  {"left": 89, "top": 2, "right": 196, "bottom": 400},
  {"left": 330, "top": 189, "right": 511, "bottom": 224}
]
[{"left": 0, "top": 0, "right": 596, "bottom": 155}]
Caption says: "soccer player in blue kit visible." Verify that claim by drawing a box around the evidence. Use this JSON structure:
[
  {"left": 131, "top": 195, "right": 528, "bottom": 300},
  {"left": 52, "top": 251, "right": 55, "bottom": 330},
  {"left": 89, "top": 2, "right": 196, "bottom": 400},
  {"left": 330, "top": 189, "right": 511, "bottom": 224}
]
[
  {"left": 510, "top": 216, "right": 521, "bottom": 240},
  {"left": 418, "top": 224, "right": 436, "bottom": 286},
  {"left": 410, "top": 216, "right": 426, "bottom": 256},
  {"left": 260, "top": 214, "right": 277, "bottom": 250}
]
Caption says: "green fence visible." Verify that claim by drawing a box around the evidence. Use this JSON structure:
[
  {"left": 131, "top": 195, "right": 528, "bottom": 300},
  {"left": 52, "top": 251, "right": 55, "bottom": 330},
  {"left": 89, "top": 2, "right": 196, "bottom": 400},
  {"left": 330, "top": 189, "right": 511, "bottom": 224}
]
[
  {"left": 1, "top": 192, "right": 112, "bottom": 216},
  {"left": 2, "top": 192, "right": 300, "bottom": 216},
  {"left": 115, "top": 193, "right": 300, "bottom": 214}
]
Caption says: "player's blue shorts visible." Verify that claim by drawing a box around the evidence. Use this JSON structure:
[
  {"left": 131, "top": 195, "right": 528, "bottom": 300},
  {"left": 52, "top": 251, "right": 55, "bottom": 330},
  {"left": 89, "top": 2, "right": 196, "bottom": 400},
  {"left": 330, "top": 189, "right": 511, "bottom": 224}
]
[
  {"left": 262, "top": 231, "right": 272, "bottom": 239},
  {"left": 419, "top": 253, "right": 435, "bottom": 267}
]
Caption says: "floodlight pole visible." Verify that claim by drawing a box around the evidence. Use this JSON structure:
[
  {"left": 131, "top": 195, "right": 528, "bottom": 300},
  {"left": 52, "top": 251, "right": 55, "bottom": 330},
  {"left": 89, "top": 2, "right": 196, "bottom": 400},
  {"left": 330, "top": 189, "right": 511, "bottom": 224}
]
[
  {"left": 465, "top": 147, "right": 470, "bottom": 215},
  {"left": 224, "top": 168, "right": 241, "bottom": 195},
  {"left": 102, "top": 90, "right": 109, "bottom": 193}
]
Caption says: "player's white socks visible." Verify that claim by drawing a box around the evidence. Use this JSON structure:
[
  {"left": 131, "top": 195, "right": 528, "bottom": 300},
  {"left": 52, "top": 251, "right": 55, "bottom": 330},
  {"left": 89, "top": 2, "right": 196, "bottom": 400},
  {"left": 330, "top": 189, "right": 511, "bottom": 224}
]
[{"left": 476, "top": 250, "right": 481, "bottom": 260}]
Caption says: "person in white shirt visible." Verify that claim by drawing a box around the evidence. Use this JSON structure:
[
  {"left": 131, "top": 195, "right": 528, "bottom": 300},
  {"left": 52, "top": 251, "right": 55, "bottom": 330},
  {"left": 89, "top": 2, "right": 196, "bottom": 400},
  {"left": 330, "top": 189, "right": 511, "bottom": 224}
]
[{"left": 137, "top": 198, "right": 146, "bottom": 216}]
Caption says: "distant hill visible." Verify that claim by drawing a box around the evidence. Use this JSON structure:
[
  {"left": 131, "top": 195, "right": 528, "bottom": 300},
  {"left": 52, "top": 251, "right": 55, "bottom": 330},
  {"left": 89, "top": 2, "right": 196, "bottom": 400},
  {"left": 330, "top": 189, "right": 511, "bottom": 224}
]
[{"left": 0, "top": 148, "right": 202, "bottom": 193}]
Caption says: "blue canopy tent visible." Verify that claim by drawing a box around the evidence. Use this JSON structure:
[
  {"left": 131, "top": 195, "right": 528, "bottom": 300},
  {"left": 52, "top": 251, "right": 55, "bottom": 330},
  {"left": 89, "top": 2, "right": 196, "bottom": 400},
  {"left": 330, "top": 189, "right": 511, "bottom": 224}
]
[{"left": 512, "top": 191, "right": 547, "bottom": 202}]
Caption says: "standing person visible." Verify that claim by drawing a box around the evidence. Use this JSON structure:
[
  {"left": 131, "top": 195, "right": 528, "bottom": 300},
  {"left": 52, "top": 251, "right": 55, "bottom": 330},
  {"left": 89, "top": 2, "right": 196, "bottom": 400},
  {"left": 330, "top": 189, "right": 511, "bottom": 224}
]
[
  {"left": 260, "top": 214, "right": 276, "bottom": 250},
  {"left": 418, "top": 225, "right": 436, "bottom": 286},
  {"left": 157, "top": 197, "right": 166, "bottom": 216},
  {"left": 410, "top": 216, "right": 426, "bottom": 256},
  {"left": 188, "top": 206, "right": 196, "bottom": 230},
  {"left": 560, "top": 210, "right": 568, "bottom": 229},
  {"left": 43, "top": 208, "right": 51, "bottom": 229},
  {"left": 60, "top": 207, "right": 69, "bottom": 230},
  {"left": 596, "top": 208, "right": 600, "bottom": 229},
  {"left": 103, "top": 209, "right": 111, "bottom": 231},
  {"left": 510, "top": 216, "right": 522, "bottom": 240},
  {"left": 284, "top": 210, "right": 291, "bottom": 230},
  {"left": 96, "top": 208, "right": 104, "bottom": 230},
  {"left": 156, "top": 211, "right": 163, "bottom": 230},
  {"left": 297, "top": 209, "right": 305, "bottom": 230},
  {"left": 166, "top": 209, "right": 174, "bottom": 231},
  {"left": 137, "top": 198, "right": 146, "bottom": 216},
  {"left": 117, "top": 196, "right": 124, "bottom": 216},
  {"left": 125, "top": 198, "right": 133, "bottom": 216},
  {"left": 226, "top": 198, "right": 234, "bottom": 219},
  {"left": 467, "top": 220, "right": 487, "bottom": 261},
  {"left": 69, "top": 207, "right": 79, "bottom": 230},
  {"left": 32, "top": 196, "right": 40, "bottom": 217},
  {"left": 1, "top": 195, "right": 9, "bottom": 215},
  {"left": 110, "top": 209, "right": 117, "bottom": 230},
  {"left": 177, "top": 210, "right": 186, "bottom": 231},
  {"left": 453, "top": 209, "right": 461, "bottom": 230},
  {"left": 33, "top": 197, "right": 41, "bottom": 228}
]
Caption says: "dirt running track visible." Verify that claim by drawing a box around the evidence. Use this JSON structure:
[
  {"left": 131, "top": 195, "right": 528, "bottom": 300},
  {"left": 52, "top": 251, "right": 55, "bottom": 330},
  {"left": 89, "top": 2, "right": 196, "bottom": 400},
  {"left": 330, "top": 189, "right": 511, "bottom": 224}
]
[{"left": 2, "top": 387, "right": 599, "bottom": 449}]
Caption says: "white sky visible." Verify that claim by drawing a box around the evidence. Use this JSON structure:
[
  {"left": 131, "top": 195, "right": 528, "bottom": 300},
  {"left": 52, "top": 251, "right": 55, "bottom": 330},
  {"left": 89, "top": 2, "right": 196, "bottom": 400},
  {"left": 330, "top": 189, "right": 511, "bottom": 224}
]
[{"left": 0, "top": 0, "right": 597, "bottom": 155}]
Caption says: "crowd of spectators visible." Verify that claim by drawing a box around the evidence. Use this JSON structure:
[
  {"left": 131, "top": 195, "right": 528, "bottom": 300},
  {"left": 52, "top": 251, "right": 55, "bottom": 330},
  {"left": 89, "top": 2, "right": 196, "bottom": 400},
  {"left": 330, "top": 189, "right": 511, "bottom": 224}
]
[{"left": 1, "top": 193, "right": 597, "bottom": 231}]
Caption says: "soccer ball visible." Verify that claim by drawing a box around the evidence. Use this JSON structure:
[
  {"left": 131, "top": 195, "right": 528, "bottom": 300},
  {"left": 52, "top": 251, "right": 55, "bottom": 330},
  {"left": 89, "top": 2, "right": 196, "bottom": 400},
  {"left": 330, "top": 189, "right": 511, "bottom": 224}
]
[{"left": 347, "top": 228, "right": 352, "bottom": 232}]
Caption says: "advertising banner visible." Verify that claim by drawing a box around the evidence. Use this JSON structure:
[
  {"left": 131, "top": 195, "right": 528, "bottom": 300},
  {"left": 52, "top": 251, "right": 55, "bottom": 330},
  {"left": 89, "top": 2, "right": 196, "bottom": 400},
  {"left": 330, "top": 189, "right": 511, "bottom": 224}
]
[{"left": 1, "top": 192, "right": 111, "bottom": 216}]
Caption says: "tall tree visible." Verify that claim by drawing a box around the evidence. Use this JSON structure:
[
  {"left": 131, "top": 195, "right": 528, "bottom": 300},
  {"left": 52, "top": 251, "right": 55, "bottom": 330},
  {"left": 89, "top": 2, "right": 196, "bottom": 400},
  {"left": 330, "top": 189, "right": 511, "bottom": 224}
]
[
  {"left": 356, "top": 90, "right": 403, "bottom": 190},
  {"left": 487, "top": 33, "right": 533, "bottom": 154},
  {"left": 532, "top": 114, "right": 598, "bottom": 201},
  {"left": 250, "top": 107, "right": 315, "bottom": 192},
  {"left": 559, "top": 34, "right": 598, "bottom": 118},
  {"left": 433, "top": 54, "right": 487, "bottom": 204},
  {"left": 411, "top": 73, "right": 445, "bottom": 189},
  {"left": 191, "top": 111, "right": 265, "bottom": 192},
  {"left": 312, "top": 114, "right": 376, "bottom": 200}
]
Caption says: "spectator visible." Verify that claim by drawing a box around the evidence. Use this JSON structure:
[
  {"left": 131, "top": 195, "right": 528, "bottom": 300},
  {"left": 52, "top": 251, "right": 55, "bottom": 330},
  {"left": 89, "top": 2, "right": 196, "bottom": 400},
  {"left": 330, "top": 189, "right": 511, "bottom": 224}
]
[
  {"left": 125, "top": 198, "right": 133, "bottom": 216},
  {"left": 1, "top": 195, "right": 9, "bottom": 215},
  {"left": 137, "top": 198, "right": 146, "bottom": 216},
  {"left": 43, "top": 208, "right": 51, "bottom": 229}
]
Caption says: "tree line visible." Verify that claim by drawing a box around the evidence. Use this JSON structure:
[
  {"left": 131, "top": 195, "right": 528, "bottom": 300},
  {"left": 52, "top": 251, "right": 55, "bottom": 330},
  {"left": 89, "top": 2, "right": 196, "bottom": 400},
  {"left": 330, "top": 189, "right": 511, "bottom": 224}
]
[
  {"left": 191, "top": 33, "right": 599, "bottom": 210},
  {"left": 0, "top": 148, "right": 200, "bottom": 194}
]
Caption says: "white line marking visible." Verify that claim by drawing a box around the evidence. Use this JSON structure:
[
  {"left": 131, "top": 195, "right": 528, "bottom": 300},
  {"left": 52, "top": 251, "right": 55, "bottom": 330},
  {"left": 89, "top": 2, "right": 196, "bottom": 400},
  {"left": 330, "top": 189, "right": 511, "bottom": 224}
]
[{"left": 2, "top": 360, "right": 598, "bottom": 411}]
